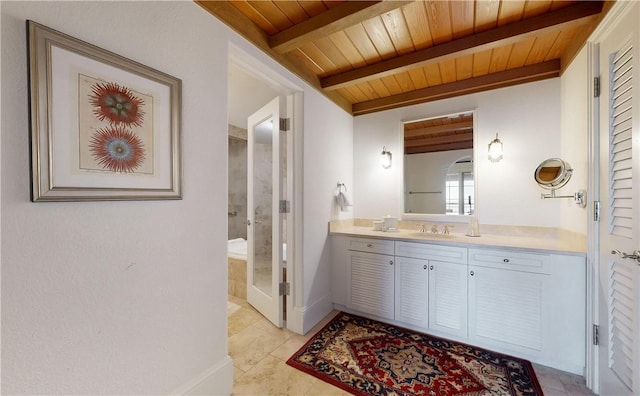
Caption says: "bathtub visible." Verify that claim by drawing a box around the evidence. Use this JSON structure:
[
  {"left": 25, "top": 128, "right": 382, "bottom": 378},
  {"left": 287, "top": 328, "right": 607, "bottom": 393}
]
[
  {"left": 227, "top": 238, "right": 287, "bottom": 261},
  {"left": 227, "top": 238, "right": 287, "bottom": 300}
]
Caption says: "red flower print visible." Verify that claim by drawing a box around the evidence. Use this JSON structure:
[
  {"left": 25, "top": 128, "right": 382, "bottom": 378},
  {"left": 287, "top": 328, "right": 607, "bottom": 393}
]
[{"left": 89, "top": 82, "right": 145, "bottom": 127}]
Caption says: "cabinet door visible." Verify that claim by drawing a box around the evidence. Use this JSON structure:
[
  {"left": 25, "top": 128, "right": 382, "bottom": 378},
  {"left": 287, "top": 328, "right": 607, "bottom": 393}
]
[
  {"left": 468, "top": 265, "right": 545, "bottom": 353},
  {"left": 394, "top": 256, "right": 429, "bottom": 328},
  {"left": 428, "top": 260, "right": 468, "bottom": 338},
  {"left": 347, "top": 250, "right": 394, "bottom": 320}
]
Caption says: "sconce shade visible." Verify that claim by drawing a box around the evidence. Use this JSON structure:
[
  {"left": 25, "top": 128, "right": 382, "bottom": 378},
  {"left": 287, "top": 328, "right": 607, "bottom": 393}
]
[
  {"left": 488, "top": 133, "right": 503, "bottom": 162},
  {"left": 380, "top": 146, "right": 392, "bottom": 169}
]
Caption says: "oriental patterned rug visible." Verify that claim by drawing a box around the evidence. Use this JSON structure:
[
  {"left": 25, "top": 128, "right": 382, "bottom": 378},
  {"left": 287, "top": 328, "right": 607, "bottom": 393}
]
[{"left": 287, "top": 312, "right": 543, "bottom": 396}]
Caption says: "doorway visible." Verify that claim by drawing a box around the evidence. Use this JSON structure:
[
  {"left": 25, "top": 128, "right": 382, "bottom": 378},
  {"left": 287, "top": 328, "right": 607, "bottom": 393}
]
[{"left": 227, "top": 45, "right": 301, "bottom": 331}]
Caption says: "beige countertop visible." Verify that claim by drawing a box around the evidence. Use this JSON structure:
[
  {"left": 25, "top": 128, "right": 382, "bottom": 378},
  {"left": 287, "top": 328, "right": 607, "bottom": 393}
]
[{"left": 329, "top": 219, "right": 587, "bottom": 256}]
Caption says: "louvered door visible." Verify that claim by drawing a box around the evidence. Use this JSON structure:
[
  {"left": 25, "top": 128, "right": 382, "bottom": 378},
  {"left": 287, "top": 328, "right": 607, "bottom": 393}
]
[
  {"left": 428, "top": 260, "right": 468, "bottom": 338},
  {"left": 346, "top": 250, "right": 395, "bottom": 320},
  {"left": 596, "top": 2, "right": 639, "bottom": 394},
  {"left": 394, "top": 256, "right": 429, "bottom": 328},
  {"left": 468, "top": 266, "right": 544, "bottom": 353}
]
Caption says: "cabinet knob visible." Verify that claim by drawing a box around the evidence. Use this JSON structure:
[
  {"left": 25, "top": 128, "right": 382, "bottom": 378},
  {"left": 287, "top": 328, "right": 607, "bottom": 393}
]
[
  {"left": 503, "top": 258, "right": 510, "bottom": 263},
  {"left": 429, "top": 265, "right": 434, "bottom": 270},
  {"left": 423, "top": 265, "right": 427, "bottom": 270},
  {"left": 470, "top": 271, "right": 475, "bottom": 276},
  {"left": 389, "top": 260, "right": 393, "bottom": 265},
  {"left": 367, "top": 243, "right": 373, "bottom": 248}
]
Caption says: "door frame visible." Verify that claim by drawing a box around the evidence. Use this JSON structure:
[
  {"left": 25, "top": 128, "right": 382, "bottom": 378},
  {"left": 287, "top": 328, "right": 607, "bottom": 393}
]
[
  {"left": 586, "top": 1, "right": 638, "bottom": 392},
  {"left": 228, "top": 44, "right": 303, "bottom": 332}
]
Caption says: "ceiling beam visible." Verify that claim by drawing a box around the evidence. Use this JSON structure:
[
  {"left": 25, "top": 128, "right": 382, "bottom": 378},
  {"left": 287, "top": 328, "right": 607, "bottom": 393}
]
[
  {"left": 406, "top": 141, "right": 473, "bottom": 155},
  {"left": 322, "top": 1, "right": 603, "bottom": 91},
  {"left": 405, "top": 121, "right": 474, "bottom": 139},
  {"left": 195, "top": 0, "right": 354, "bottom": 114},
  {"left": 353, "top": 60, "right": 560, "bottom": 116},
  {"left": 270, "top": 1, "right": 412, "bottom": 54},
  {"left": 405, "top": 132, "right": 473, "bottom": 148}
]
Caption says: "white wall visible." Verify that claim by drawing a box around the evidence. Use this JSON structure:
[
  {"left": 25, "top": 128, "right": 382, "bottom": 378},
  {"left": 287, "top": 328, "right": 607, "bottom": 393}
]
[
  {"left": 1, "top": 2, "right": 231, "bottom": 394},
  {"left": 300, "top": 92, "right": 353, "bottom": 332},
  {"left": 354, "top": 79, "right": 571, "bottom": 228},
  {"left": 560, "top": 46, "right": 590, "bottom": 234}
]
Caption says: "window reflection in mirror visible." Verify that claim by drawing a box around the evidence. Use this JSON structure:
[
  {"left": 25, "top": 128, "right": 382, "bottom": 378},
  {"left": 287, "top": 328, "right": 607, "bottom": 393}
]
[{"left": 404, "top": 112, "right": 474, "bottom": 216}]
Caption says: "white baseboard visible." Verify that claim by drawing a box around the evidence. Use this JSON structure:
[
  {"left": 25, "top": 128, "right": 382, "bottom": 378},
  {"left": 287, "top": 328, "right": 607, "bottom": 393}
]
[
  {"left": 288, "top": 293, "right": 333, "bottom": 335},
  {"left": 172, "top": 355, "right": 233, "bottom": 396}
]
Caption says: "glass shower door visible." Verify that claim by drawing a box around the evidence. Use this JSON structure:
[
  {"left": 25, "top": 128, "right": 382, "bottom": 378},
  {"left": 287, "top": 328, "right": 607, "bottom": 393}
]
[{"left": 246, "top": 97, "right": 284, "bottom": 328}]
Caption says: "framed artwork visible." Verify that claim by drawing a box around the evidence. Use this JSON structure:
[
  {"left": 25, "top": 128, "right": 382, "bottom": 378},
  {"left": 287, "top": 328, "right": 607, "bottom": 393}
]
[{"left": 27, "top": 20, "right": 182, "bottom": 201}]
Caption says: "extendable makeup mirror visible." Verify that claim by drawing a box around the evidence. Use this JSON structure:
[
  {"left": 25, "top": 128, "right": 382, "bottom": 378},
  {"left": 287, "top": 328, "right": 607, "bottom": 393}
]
[{"left": 534, "top": 158, "right": 586, "bottom": 208}]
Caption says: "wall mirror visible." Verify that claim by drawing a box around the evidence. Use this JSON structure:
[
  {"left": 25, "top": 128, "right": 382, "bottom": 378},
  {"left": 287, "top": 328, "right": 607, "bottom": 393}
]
[
  {"left": 534, "top": 158, "right": 572, "bottom": 189},
  {"left": 403, "top": 111, "right": 476, "bottom": 221}
]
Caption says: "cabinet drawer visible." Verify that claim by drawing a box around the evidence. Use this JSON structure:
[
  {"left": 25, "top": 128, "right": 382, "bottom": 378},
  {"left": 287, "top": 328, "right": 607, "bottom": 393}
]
[
  {"left": 468, "top": 248, "right": 551, "bottom": 274},
  {"left": 348, "top": 238, "right": 395, "bottom": 255},
  {"left": 396, "top": 241, "right": 467, "bottom": 265}
]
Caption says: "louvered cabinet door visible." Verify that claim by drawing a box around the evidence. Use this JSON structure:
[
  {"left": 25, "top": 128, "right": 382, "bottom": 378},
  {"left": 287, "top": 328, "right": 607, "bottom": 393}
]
[
  {"left": 468, "top": 266, "right": 545, "bottom": 353},
  {"left": 394, "top": 256, "right": 429, "bottom": 328},
  {"left": 346, "top": 250, "right": 395, "bottom": 320},
  {"left": 428, "top": 260, "right": 468, "bottom": 339}
]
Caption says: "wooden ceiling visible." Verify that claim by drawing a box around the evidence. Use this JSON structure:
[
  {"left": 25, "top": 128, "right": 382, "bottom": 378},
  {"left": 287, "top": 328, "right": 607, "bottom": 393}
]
[{"left": 196, "top": 1, "right": 612, "bottom": 116}]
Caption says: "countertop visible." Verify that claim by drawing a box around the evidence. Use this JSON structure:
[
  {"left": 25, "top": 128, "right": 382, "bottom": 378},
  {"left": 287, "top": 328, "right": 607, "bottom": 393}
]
[{"left": 329, "top": 220, "right": 587, "bottom": 256}]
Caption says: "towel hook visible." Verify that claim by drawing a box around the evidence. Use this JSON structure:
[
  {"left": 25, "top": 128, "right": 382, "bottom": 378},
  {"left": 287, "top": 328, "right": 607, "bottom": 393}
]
[{"left": 337, "top": 182, "right": 346, "bottom": 193}]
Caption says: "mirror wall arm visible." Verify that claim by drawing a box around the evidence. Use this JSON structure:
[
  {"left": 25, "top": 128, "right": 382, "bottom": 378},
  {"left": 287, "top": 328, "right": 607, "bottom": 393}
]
[{"left": 540, "top": 189, "right": 587, "bottom": 208}]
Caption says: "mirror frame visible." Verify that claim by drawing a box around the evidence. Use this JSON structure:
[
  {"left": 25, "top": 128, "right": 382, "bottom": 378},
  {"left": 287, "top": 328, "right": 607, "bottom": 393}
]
[
  {"left": 534, "top": 158, "right": 573, "bottom": 190},
  {"left": 401, "top": 109, "right": 478, "bottom": 224}
]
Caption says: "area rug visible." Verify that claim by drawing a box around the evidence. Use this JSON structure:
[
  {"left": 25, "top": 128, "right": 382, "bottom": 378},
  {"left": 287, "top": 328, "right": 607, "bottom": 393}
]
[{"left": 287, "top": 312, "right": 543, "bottom": 395}]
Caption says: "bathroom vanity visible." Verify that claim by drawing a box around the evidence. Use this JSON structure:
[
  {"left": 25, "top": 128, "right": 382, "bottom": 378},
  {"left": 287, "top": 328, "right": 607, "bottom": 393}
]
[{"left": 330, "top": 220, "right": 587, "bottom": 375}]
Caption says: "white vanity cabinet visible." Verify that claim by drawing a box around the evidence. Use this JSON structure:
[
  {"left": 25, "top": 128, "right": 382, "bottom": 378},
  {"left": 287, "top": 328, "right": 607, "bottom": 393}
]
[
  {"left": 344, "top": 238, "right": 395, "bottom": 320},
  {"left": 467, "top": 247, "right": 586, "bottom": 373},
  {"left": 394, "top": 241, "right": 467, "bottom": 334},
  {"left": 330, "top": 235, "right": 586, "bottom": 374},
  {"left": 428, "top": 260, "right": 468, "bottom": 338},
  {"left": 394, "top": 256, "right": 429, "bottom": 328}
]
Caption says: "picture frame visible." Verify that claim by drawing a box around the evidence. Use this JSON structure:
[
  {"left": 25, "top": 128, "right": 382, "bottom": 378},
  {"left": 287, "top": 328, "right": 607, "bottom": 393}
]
[{"left": 27, "top": 20, "right": 182, "bottom": 201}]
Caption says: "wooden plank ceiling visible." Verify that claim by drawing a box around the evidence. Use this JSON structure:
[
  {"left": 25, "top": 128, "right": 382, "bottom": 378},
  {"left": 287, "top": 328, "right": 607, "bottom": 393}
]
[{"left": 196, "top": 0, "right": 611, "bottom": 117}]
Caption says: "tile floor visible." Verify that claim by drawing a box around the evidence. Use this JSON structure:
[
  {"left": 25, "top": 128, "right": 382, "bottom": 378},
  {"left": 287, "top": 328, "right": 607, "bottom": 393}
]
[{"left": 228, "top": 296, "right": 594, "bottom": 395}]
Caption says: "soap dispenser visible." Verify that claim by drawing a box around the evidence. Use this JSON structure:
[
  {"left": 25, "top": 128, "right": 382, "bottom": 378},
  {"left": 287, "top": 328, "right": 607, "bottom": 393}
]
[{"left": 466, "top": 216, "right": 480, "bottom": 237}]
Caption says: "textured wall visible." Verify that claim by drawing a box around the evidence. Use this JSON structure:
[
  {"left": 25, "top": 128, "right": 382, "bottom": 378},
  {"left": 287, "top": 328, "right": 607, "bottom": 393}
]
[{"left": 1, "top": 2, "right": 231, "bottom": 394}]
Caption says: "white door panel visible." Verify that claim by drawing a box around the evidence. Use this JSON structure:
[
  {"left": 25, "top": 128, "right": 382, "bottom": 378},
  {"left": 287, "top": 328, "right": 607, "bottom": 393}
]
[
  {"left": 596, "top": 3, "right": 640, "bottom": 394},
  {"left": 247, "top": 96, "right": 285, "bottom": 328}
]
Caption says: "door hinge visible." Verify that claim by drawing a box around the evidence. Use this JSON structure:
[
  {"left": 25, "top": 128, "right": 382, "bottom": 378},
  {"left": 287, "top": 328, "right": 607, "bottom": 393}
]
[
  {"left": 279, "top": 282, "right": 290, "bottom": 296},
  {"left": 279, "top": 200, "right": 290, "bottom": 213},
  {"left": 593, "top": 324, "right": 600, "bottom": 346},
  {"left": 279, "top": 117, "right": 290, "bottom": 132},
  {"left": 594, "top": 76, "right": 600, "bottom": 98},
  {"left": 594, "top": 200, "right": 601, "bottom": 222}
]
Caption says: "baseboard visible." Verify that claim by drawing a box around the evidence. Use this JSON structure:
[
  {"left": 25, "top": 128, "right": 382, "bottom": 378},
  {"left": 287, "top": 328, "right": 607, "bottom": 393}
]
[
  {"left": 172, "top": 355, "right": 233, "bottom": 396},
  {"left": 288, "top": 293, "right": 333, "bottom": 335}
]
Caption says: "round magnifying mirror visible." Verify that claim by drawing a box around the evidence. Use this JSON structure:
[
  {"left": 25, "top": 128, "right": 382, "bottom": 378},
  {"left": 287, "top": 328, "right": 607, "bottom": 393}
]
[{"left": 534, "top": 158, "right": 572, "bottom": 190}]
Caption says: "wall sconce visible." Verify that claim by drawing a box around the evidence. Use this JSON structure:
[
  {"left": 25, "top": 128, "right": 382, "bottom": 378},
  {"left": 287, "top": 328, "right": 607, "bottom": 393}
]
[
  {"left": 488, "top": 133, "right": 503, "bottom": 162},
  {"left": 380, "top": 146, "right": 392, "bottom": 169}
]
